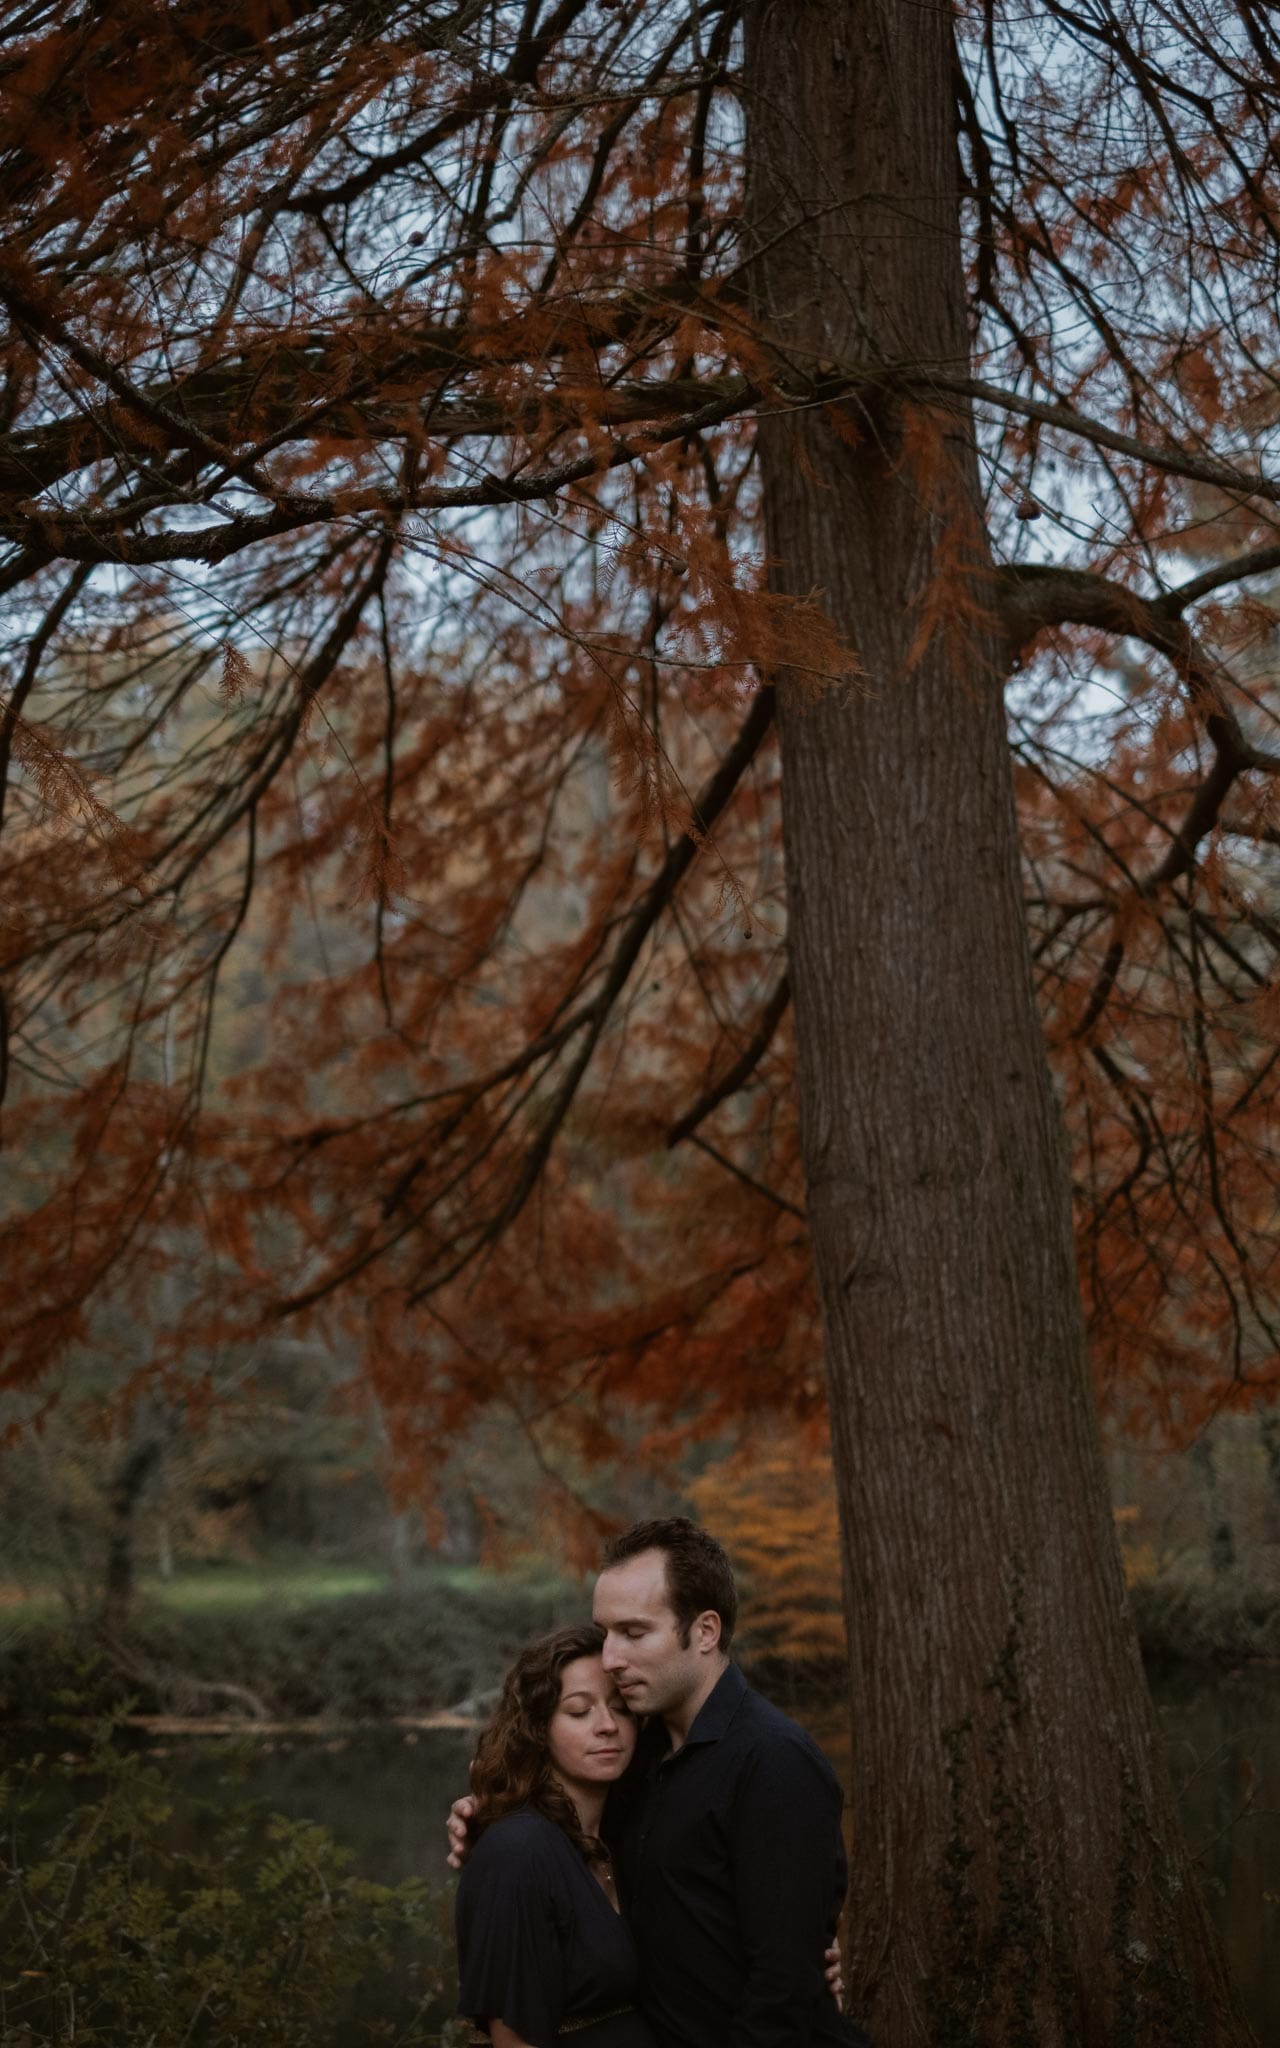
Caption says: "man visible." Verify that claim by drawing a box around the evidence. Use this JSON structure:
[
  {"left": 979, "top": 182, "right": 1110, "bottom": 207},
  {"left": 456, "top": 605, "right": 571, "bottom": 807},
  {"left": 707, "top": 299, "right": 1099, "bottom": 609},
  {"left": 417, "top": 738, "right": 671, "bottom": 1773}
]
[{"left": 450, "top": 1517, "right": 872, "bottom": 2048}]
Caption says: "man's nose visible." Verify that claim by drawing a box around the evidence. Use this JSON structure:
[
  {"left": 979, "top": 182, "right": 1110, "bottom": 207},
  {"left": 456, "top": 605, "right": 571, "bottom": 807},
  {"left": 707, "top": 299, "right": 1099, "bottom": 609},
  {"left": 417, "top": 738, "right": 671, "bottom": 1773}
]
[{"left": 600, "top": 1637, "right": 625, "bottom": 1670}]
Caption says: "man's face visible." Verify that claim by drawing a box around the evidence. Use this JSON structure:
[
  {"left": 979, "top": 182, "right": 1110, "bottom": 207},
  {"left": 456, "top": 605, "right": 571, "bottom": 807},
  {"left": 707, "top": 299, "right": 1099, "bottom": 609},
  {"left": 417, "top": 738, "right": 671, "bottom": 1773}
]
[{"left": 592, "top": 1547, "right": 714, "bottom": 1719}]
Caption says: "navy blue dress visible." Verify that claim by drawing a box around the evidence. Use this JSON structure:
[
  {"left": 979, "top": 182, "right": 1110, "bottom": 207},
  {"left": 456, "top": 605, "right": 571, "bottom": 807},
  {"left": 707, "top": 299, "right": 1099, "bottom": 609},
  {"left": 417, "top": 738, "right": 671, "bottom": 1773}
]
[{"left": 455, "top": 1810, "right": 659, "bottom": 2048}]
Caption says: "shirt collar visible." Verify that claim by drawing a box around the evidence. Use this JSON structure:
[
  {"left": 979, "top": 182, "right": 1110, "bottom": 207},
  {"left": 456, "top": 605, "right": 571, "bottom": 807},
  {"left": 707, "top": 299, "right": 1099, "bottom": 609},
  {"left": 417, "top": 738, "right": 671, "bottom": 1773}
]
[
  {"left": 634, "top": 1662, "right": 749, "bottom": 1769},
  {"left": 678, "top": 1660, "right": 748, "bottom": 1749}
]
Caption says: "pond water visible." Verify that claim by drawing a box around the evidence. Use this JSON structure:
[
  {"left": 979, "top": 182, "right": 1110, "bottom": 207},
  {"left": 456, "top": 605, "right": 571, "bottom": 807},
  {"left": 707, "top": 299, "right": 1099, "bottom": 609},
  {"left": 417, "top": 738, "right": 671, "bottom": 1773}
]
[{"left": 110, "top": 1665, "right": 1280, "bottom": 2037}]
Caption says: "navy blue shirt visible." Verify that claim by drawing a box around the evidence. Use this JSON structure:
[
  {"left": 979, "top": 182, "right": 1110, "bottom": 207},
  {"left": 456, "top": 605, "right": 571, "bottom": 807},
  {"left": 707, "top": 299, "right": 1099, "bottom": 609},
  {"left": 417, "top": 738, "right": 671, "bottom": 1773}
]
[{"left": 610, "top": 1666, "right": 871, "bottom": 2048}]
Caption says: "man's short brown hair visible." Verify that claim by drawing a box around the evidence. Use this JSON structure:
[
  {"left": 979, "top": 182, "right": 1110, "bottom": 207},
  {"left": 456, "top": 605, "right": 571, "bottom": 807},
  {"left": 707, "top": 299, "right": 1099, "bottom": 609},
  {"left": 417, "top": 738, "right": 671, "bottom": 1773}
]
[{"left": 600, "top": 1516, "right": 738, "bottom": 1652}]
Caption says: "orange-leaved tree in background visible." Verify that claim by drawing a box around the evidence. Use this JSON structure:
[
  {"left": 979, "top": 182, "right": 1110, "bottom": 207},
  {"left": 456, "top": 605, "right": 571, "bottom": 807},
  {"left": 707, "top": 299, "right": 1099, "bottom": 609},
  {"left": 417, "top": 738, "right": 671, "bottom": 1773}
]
[
  {"left": 3, "top": 0, "right": 1280, "bottom": 2038},
  {"left": 688, "top": 1435, "right": 845, "bottom": 1664}
]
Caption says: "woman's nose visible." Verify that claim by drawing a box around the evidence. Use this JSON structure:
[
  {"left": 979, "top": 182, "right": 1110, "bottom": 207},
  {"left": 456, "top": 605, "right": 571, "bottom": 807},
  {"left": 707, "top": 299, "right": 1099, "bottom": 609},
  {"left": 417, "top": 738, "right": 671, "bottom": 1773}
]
[{"left": 594, "top": 1701, "right": 619, "bottom": 1731}]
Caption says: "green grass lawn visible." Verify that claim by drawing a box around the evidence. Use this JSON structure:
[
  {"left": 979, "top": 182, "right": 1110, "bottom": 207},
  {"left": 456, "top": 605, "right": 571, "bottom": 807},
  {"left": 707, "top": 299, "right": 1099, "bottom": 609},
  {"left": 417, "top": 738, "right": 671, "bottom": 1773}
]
[
  {"left": 0, "top": 1555, "right": 576, "bottom": 1625},
  {"left": 139, "top": 1556, "right": 569, "bottom": 1612},
  {"left": 139, "top": 1562, "right": 392, "bottom": 1613}
]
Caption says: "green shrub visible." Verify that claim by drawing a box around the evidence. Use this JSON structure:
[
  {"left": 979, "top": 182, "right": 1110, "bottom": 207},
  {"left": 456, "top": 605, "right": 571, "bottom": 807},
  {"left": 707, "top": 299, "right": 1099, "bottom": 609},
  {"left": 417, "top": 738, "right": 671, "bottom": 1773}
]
[
  {"left": 1129, "top": 1569, "right": 1280, "bottom": 1667},
  {"left": 0, "top": 1718, "right": 462, "bottom": 2047},
  {"left": 0, "top": 1571, "right": 581, "bottom": 1724}
]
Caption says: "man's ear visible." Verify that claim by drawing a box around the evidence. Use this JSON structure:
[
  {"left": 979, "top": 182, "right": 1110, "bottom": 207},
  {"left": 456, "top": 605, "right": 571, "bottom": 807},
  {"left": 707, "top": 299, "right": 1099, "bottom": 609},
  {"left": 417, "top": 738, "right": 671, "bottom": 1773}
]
[{"left": 694, "top": 1609, "right": 723, "bottom": 1654}]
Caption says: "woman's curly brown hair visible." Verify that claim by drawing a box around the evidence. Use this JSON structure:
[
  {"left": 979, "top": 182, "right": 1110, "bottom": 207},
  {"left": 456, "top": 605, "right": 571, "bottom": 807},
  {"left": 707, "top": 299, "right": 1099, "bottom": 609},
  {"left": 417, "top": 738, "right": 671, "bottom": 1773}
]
[{"left": 468, "top": 1623, "right": 628, "bottom": 1863}]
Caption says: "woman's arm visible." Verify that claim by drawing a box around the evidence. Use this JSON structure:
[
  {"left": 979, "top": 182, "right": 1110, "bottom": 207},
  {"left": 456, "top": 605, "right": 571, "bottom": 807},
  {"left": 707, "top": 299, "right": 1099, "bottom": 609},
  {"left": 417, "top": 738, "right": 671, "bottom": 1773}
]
[{"left": 455, "top": 1816, "right": 571, "bottom": 2047}]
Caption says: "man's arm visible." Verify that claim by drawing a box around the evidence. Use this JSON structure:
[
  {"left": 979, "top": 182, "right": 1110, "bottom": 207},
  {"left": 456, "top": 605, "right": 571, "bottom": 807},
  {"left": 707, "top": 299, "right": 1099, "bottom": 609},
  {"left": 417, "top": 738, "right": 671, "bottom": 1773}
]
[
  {"left": 487, "top": 2022, "right": 536, "bottom": 2048},
  {"left": 729, "top": 1738, "right": 868, "bottom": 2048}
]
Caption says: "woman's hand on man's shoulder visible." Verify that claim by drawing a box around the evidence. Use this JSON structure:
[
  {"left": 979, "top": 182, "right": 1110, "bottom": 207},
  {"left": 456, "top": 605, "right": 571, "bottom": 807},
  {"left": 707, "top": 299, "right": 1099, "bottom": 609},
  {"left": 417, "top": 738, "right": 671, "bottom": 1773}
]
[{"left": 447, "top": 1794, "right": 477, "bottom": 1869}]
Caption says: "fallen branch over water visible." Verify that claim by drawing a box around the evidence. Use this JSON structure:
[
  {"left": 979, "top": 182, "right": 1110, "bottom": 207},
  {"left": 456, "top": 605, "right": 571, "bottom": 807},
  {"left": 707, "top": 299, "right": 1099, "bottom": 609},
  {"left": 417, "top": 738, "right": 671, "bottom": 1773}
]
[{"left": 122, "top": 1708, "right": 481, "bottom": 1737}]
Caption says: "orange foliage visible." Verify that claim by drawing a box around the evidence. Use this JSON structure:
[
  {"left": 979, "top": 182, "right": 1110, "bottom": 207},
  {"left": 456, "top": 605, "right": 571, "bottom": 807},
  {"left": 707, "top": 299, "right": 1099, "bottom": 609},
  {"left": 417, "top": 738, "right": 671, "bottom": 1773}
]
[
  {"left": 689, "top": 1437, "right": 845, "bottom": 1662},
  {"left": 0, "top": 0, "right": 1277, "bottom": 1497}
]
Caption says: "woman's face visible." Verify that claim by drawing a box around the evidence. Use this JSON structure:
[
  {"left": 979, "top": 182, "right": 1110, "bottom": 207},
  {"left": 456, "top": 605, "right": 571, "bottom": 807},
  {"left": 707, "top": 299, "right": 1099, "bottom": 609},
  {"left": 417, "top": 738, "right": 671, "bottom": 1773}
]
[{"left": 546, "top": 1654, "right": 636, "bottom": 1789}]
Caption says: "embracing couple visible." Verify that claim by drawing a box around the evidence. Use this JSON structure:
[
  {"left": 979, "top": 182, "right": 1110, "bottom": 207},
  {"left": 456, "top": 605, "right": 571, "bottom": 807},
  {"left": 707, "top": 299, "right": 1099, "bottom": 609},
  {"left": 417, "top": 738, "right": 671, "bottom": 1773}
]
[{"left": 447, "top": 1518, "right": 873, "bottom": 2048}]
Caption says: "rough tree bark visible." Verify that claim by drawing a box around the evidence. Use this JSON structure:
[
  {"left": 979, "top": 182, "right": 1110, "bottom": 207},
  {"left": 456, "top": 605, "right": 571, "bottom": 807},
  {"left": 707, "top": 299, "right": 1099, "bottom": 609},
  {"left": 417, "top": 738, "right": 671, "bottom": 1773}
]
[{"left": 744, "top": 5, "right": 1251, "bottom": 2043}]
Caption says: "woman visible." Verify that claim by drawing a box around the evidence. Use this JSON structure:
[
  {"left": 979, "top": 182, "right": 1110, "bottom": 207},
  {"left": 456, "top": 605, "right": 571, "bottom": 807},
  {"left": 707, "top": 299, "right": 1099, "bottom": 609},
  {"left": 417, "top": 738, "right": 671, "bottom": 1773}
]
[{"left": 455, "top": 1623, "right": 659, "bottom": 2048}]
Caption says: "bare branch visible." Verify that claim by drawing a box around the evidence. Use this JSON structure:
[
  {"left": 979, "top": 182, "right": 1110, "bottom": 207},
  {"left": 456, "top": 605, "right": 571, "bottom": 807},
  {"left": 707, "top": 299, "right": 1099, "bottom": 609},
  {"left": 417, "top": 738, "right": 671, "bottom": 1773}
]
[{"left": 668, "top": 970, "right": 790, "bottom": 1145}]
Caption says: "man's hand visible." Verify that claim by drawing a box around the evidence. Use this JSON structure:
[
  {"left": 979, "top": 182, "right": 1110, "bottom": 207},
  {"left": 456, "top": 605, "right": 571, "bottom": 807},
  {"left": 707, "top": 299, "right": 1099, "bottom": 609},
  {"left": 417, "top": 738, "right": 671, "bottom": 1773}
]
[
  {"left": 446, "top": 1793, "right": 477, "bottom": 1869},
  {"left": 823, "top": 1938, "right": 843, "bottom": 2011}
]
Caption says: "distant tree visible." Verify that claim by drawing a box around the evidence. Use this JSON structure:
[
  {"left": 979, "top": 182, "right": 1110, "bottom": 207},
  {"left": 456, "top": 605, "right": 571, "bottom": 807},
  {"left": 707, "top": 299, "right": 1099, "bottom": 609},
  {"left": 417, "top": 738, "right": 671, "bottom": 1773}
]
[
  {"left": 3, "top": 1, "right": 1280, "bottom": 2038},
  {"left": 0, "top": 1334, "right": 369, "bottom": 1631}
]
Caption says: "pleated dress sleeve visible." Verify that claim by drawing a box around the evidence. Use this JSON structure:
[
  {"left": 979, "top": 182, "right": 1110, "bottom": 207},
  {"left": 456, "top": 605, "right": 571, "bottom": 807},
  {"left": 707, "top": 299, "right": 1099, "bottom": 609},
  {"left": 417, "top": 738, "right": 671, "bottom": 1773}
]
[{"left": 455, "top": 1813, "right": 575, "bottom": 2047}]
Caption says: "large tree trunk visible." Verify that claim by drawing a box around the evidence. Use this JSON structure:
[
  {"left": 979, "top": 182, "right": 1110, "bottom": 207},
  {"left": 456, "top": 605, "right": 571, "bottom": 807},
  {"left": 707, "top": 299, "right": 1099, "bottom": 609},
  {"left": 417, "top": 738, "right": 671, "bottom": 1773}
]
[{"left": 744, "top": 5, "right": 1251, "bottom": 2042}]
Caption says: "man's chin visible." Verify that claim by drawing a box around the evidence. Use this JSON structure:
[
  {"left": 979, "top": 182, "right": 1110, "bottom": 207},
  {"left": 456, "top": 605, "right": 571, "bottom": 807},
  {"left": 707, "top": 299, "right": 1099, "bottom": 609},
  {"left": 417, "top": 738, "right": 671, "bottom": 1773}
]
[{"left": 625, "top": 1692, "right": 668, "bottom": 1719}]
